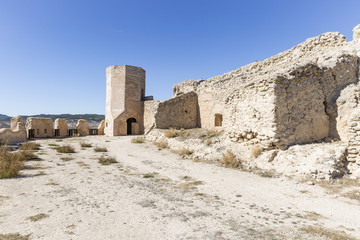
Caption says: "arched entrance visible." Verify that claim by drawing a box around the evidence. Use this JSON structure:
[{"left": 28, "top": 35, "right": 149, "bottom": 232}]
[{"left": 126, "top": 118, "right": 137, "bottom": 135}]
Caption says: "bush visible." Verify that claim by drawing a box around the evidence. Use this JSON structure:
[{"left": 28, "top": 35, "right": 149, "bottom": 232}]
[
  {"left": 0, "top": 146, "right": 24, "bottom": 179},
  {"left": 19, "top": 151, "right": 40, "bottom": 161},
  {"left": 55, "top": 145, "right": 75, "bottom": 153},
  {"left": 98, "top": 156, "right": 117, "bottom": 165},
  {"left": 251, "top": 144, "right": 263, "bottom": 158},
  {"left": 221, "top": 150, "right": 240, "bottom": 168},
  {"left": 205, "top": 138, "right": 212, "bottom": 146},
  {"left": 131, "top": 137, "right": 145, "bottom": 144},
  {"left": 80, "top": 142, "right": 92, "bottom": 148},
  {"left": 178, "top": 147, "right": 193, "bottom": 156},
  {"left": 164, "top": 128, "right": 178, "bottom": 138},
  {"left": 20, "top": 142, "right": 40, "bottom": 151},
  {"left": 94, "top": 146, "right": 107, "bottom": 152},
  {"left": 154, "top": 140, "right": 169, "bottom": 150}
]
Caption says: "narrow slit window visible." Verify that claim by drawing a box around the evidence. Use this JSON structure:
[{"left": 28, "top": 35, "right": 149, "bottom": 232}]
[{"left": 215, "top": 114, "right": 223, "bottom": 127}]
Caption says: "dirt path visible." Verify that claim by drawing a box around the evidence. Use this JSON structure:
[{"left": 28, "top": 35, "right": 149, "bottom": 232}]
[{"left": 0, "top": 136, "right": 359, "bottom": 239}]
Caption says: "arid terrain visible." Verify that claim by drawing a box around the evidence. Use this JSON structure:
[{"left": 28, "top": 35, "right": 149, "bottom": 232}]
[{"left": 0, "top": 136, "right": 359, "bottom": 240}]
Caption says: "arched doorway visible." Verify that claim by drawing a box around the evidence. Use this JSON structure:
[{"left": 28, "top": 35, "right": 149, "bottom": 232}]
[{"left": 126, "top": 118, "right": 137, "bottom": 135}]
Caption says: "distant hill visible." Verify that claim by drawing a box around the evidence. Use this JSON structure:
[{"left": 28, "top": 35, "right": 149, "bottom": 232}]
[{"left": 0, "top": 114, "right": 105, "bottom": 129}]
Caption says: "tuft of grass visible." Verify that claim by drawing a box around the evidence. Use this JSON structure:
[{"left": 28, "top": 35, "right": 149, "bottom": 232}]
[
  {"left": 300, "top": 225, "right": 357, "bottom": 240},
  {"left": 98, "top": 156, "right": 117, "bottom": 165},
  {"left": 205, "top": 138, "right": 212, "bottom": 146},
  {"left": 55, "top": 139, "right": 63, "bottom": 142},
  {"left": 0, "top": 233, "right": 30, "bottom": 240},
  {"left": 206, "top": 129, "right": 223, "bottom": 138},
  {"left": 94, "top": 146, "right": 107, "bottom": 152},
  {"left": 303, "top": 211, "right": 325, "bottom": 221},
  {"left": 131, "top": 137, "right": 145, "bottom": 144},
  {"left": 164, "top": 128, "right": 178, "bottom": 138},
  {"left": 143, "top": 172, "right": 158, "bottom": 178},
  {"left": 26, "top": 213, "right": 49, "bottom": 222},
  {"left": 60, "top": 157, "right": 74, "bottom": 161},
  {"left": 80, "top": 142, "right": 92, "bottom": 148},
  {"left": 48, "top": 143, "right": 59, "bottom": 147},
  {"left": 342, "top": 190, "right": 360, "bottom": 202},
  {"left": 19, "top": 151, "right": 40, "bottom": 161},
  {"left": 0, "top": 146, "right": 24, "bottom": 179},
  {"left": 317, "top": 177, "right": 360, "bottom": 194},
  {"left": 20, "top": 142, "right": 40, "bottom": 151},
  {"left": 221, "top": 150, "right": 240, "bottom": 168},
  {"left": 178, "top": 147, "right": 193, "bottom": 156},
  {"left": 105, "top": 140, "right": 111, "bottom": 142},
  {"left": 55, "top": 145, "right": 75, "bottom": 153},
  {"left": 179, "top": 181, "right": 204, "bottom": 189},
  {"left": 154, "top": 140, "right": 169, "bottom": 150},
  {"left": 251, "top": 144, "right": 263, "bottom": 158},
  {"left": 258, "top": 170, "right": 277, "bottom": 178}
]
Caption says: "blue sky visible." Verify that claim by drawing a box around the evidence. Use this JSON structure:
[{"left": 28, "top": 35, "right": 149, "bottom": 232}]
[{"left": 0, "top": 0, "right": 360, "bottom": 116}]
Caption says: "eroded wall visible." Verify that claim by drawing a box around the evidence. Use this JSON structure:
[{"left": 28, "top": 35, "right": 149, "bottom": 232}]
[
  {"left": 154, "top": 92, "right": 198, "bottom": 129},
  {"left": 54, "top": 119, "right": 68, "bottom": 137},
  {"left": 25, "top": 118, "right": 53, "bottom": 138},
  {"left": 144, "top": 100, "right": 160, "bottom": 133},
  {"left": 0, "top": 117, "right": 26, "bottom": 144}
]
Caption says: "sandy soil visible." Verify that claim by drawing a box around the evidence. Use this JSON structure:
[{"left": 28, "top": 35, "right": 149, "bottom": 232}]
[{"left": 0, "top": 136, "right": 359, "bottom": 239}]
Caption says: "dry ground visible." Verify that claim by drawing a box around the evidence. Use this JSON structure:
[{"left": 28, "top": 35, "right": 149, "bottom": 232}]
[{"left": 0, "top": 136, "right": 359, "bottom": 240}]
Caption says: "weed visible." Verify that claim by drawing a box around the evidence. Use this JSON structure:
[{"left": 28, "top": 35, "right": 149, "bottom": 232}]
[
  {"left": 98, "top": 156, "right": 117, "bottom": 165},
  {"left": 206, "top": 129, "right": 223, "bottom": 138},
  {"left": 258, "top": 170, "right": 277, "bottom": 178},
  {"left": 20, "top": 142, "right": 40, "bottom": 151},
  {"left": 164, "top": 128, "right": 178, "bottom": 138},
  {"left": 19, "top": 151, "right": 40, "bottom": 161},
  {"left": 179, "top": 181, "right": 204, "bottom": 189},
  {"left": 94, "top": 146, "right": 107, "bottom": 152},
  {"left": 0, "top": 146, "right": 24, "bottom": 179},
  {"left": 105, "top": 140, "right": 110, "bottom": 142},
  {"left": 300, "top": 225, "right": 356, "bottom": 240},
  {"left": 251, "top": 144, "right": 263, "bottom": 158},
  {"left": 55, "top": 145, "right": 75, "bottom": 153},
  {"left": 178, "top": 148, "right": 193, "bottom": 156},
  {"left": 131, "top": 137, "right": 145, "bottom": 143},
  {"left": 55, "top": 139, "right": 63, "bottom": 142},
  {"left": 0, "top": 233, "right": 30, "bottom": 240},
  {"left": 26, "top": 213, "right": 48, "bottom": 222},
  {"left": 154, "top": 140, "right": 169, "bottom": 150},
  {"left": 143, "top": 173, "right": 156, "bottom": 178},
  {"left": 342, "top": 190, "right": 360, "bottom": 202},
  {"left": 48, "top": 143, "right": 59, "bottom": 147},
  {"left": 80, "top": 142, "right": 92, "bottom": 148},
  {"left": 304, "top": 211, "right": 325, "bottom": 221},
  {"left": 221, "top": 150, "right": 240, "bottom": 168},
  {"left": 205, "top": 138, "right": 212, "bottom": 146},
  {"left": 60, "top": 157, "right": 74, "bottom": 161}
]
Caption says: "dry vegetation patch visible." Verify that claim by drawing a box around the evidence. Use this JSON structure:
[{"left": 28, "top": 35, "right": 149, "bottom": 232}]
[
  {"left": 221, "top": 150, "right": 240, "bottom": 168},
  {"left": 178, "top": 147, "right": 193, "bottom": 156},
  {"left": 251, "top": 144, "right": 263, "bottom": 158},
  {"left": 164, "top": 128, "right": 178, "bottom": 138},
  {"left": 154, "top": 140, "right": 169, "bottom": 150},
  {"left": 98, "top": 156, "right": 117, "bottom": 165},
  {"left": 55, "top": 145, "right": 75, "bottom": 154},
  {"left": 0, "top": 233, "right": 30, "bottom": 240},
  {"left": 300, "top": 225, "right": 356, "bottom": 240},
  {"left": 131, "top": 137, "right": 145, "bottom": 143},
  {"left": 26, "top": 213, "right": 49, "bottom": 222},
  {"left": 342, "top": 190, "right": 360, "bottom": 202},
  {"left": 94, "top": 146, "right": 108, "bottom": 152},
  {"left": 60, "top": 157, "right": 74, "bottom": 161},
  {"left": 0, "top": 146, "right": 24, "bottom": 179},
  {"left": 20, "top": 142, "right": 40, "bottom": 151},
  {"left": 80, "top": 142, "right": 92, "bottom": 148}
]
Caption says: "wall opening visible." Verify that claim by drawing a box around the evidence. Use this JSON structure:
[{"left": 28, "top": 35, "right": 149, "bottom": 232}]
[
  {"left": 54, "top": 129, "right": 60, "bottom": 137},
  {"left": 141, "top": 89, "right": 145, "bottom": 101},
  {"left": 106, "top": 122, "right": 108, "bottom": 127},
  {"left": 44, "top": 129, "right": 47, "bottom": 134},
  {"left": 215, "top": 114, "right": 223, "bottom": 127},
  {"left": 126, "top": 118, "right": 137, "bottom": 135},
  {"left": 28, "top": 129, "right": 35, "bottom": 139}
]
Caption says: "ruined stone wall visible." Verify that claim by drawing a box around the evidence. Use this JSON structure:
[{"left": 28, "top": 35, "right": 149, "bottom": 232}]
[
  {"left": 76, "top": 119, "right": 89, "bottom": 136},
  {"left": 26, "top": 118, "right": 53, "bottom": 138},
  {"left": 54, "top": 119, "right": 68, "bottom": 137},
  {"left": 0, "top": 117, "right": 26, "bottom": 144},
  {"left": 144, "top": 100, "right": 160, "bottom": 133},
  {"left": 154, "top": 92, "right": 198, "bottom": 129}
]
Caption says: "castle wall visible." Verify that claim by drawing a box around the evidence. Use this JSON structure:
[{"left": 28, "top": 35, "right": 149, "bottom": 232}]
[
  {"left": 76, "top": 119, "right": 89, "bottom": 136},
  {"left": 144, "top": 100, "right": 160, "bottom": 133},
  {"left": 54, "top": 119, "right": 68, "bottom": 137},
  {"left": 154, "top": 92, "right": 198, "bottom": 129},
  {"left": 25, "top": 118, "right": 53, "bottom": 138},
  {"left": 0, "top": 116, "right": 26, "bottom": 144}
]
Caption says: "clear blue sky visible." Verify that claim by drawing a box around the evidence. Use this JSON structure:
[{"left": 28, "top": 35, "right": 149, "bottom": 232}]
[{"left": 1, "top": 0, "right": 360, "bottom": 116}]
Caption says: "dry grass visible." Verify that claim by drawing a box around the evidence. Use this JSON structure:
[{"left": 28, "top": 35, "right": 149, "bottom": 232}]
[
  {"left": 164, "top": 128, "right": 178, "bottom": 138},
  {"left": 98, "top": 156, "right": 117, "bottom": 165},
  {"left": 179, "top": 180, "right": 204, "bottom": 189},
  {"left": 48, "top": 143, "right": 59, "bottom": 147},
  {"left": 55, "top": 145, "right": 75, "bottom": 153},
  {"left": 258, "top": 169, "right": 277, "bottom": 178},
  {"left": 19, "top": 151, "right": 40, "bottom": 161},
  {"left": 26, "top": 213, "right": 49, "bottom": 222},
  {"left": 303, "top": 211, "right": 326, "bottom": 221},
  {"left": 0, "top": 146, "right": 24, "bottom": 179},
  {"left": 20, "top": 142, "right": 40, "bottom": 151},
  {"left": 206, "top": 129, "right": 223, "bottom": 138},
  {"left": 342, "top": 190, "right": 360, "bottom": 202},
  {"left": 251, "top": 144, "right": 263, "bottom": 158},
  {"left": 131, "top": 137, "right": 145, "bottom": 143},
  {"left": 178, "top": 147, "right": 193, "bottom": 156},
  {"left": 80, "top": 142, "right": 92, "bottom": 148},
  {"left": 317, "top": 177, "right": 360, "bottom": 194},
  {"left": 94, "top": 146, "right": 108, "bottom": 152},
  {"left": 60, "top": 157, "right": 74, "bottom": 161},
  {"left": 205, "top": 138, "right": 212, "bottom": 146},
  {"left": 221, "top": 150, "right": 240, "bottom": 168},
  {"left": 0, "top": 233, "right": 30, "bottom": 240},
  {"left": 154, "top": 140, "right": 169, "bottom": 150},
  {"left": 300, "top": 225, "right": 357, "bottom": 240}
]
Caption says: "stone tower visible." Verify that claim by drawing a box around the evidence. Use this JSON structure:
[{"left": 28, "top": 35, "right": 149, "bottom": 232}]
[{"left": 104, "top": 65, "right": 145, "bottom": 136}]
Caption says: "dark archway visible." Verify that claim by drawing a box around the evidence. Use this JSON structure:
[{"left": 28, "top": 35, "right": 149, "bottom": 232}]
[{"left": 126, "top": 118, "right": 137, "bottom": 135}]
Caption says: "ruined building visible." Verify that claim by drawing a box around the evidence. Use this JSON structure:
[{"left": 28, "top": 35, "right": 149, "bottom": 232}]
[{"left": 105, "top": 25, "right": 360, "bottom": 173}]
